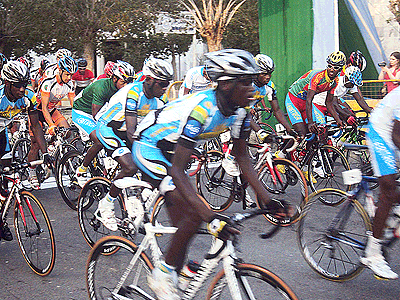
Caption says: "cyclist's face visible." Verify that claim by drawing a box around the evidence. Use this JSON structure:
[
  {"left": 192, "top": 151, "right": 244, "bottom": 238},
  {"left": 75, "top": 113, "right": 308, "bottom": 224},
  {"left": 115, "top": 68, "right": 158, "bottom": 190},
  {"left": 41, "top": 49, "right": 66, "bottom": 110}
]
[
  {"left": 8, "top": 81, "right": 27, "bottom": 100},
  {"left": 61, "top": 71, "right": 73, "bottom": 83},
  {"left": 258, "top": 73, "right": 271, "bottom": 85},
  {"left": 326, "top": 64, "right": 341, "bottom": 79},
  {"left": 228, "top": 76, "right": 255, "bottom": 107},
  {"left": 116, "top": 78, "right": 127, "bottom": 90},
  {"left": 152, "top": 79, "right": 170, "bottom": 98}
]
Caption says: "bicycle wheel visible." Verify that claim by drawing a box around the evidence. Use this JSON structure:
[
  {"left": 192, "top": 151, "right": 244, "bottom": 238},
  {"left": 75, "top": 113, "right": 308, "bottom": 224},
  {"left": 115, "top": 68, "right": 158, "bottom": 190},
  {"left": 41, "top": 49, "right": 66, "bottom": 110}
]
[
  {"left": 78, "top": 177, "right": 126, "bottom": 252},
  {"left": 53, "top": 143, "right": 77, "bottom": 172},
  {"left": 206, "top": 263, "right": 298, "bottom": 300},
  {"left": 202, "top": 137, "right": 223, "bottom": 152},
  {"left": 257, "top": 158, "right": 308, "bottom": 224},
  {"left": 86, "top": 236, "right": 154, "bottom": 300},
  {"left": 11, "top": 138, "right": 31, "bottom": 186},
  {"left": 195, "top": 150, "right": 237, "bottom": 212},
  {"left": 297, "top": 188, "right": 371, "bottom": 281},
  {"left": 13, "top": 191, "right": 56, "bottom": 276},
  {"left": 307, "top": 145, "right": 351, "bottom": 193}
]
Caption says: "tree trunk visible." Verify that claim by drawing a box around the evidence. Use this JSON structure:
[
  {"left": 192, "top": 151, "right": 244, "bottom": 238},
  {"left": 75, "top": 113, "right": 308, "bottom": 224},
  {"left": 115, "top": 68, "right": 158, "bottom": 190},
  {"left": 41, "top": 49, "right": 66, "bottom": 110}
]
[
  {"left": 171, "top": 53, "right": 177, "bottom": 81},
  {"left": 205, "top": 36, "right": 222, "bottom": 52},
  {"left": 83, "top": 42, "right": 96, "bottom": 73}
]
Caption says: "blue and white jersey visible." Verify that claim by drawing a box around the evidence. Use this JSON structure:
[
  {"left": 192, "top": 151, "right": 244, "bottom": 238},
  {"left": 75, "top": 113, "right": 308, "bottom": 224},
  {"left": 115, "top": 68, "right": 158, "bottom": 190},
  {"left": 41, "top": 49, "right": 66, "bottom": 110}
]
[
  {"left": 178, "top": 66, "right": 212, "bottom": 97},
  {"left": 96, "top": 81, "right": 164, "bottom": 131},
  {"left": 135, "top": 89, "right": 251, "bottom": 149},
  {"left": 0, "top": 85, "right": 37, "bottom": 130},
  {"left": 252, "top": 81, "right": 276, "bottom": 104}
]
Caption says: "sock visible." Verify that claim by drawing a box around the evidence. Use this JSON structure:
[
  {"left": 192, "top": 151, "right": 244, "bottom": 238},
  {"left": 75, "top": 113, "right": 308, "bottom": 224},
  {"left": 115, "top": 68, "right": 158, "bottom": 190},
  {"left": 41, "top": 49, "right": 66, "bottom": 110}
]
[
  {"left": 365, "top": 234, "right": 382, "bottom": 257},
  {"left": 104, "top": 193, "right": 116, "bottom": 204},
  {"left": 159, "top": 261, "right": 176, "bottom": 274}
]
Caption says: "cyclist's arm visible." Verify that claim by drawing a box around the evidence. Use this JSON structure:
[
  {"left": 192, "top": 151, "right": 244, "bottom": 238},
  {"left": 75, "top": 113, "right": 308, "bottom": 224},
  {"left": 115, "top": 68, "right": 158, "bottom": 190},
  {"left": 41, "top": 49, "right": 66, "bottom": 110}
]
[
  {"left": 28, "top": 110, "right": 48, "bottom": 154},
  {"left": 305, "top": 89, "right": 316, "bottom": 125},
  {"left": 231, "top": 138, "right": 270, "bottom": 203},
  {"left": 67, "top": 92, "right": 75, "bottom": 107},
  {"left": 40, "top": 92, "right": 54, "bottom": 127},
  {"left": 125, "top": 111, "right": 137, "bottom": 145},
  {"left": 352, "top": 91, "right": 372, "bottom": 114},
  {"left": 326, "top": 93, "right": 344, "bottom": 126},
  {"left": 92, "top": 103, "right": 103, "bottom": 118},
  {"left": 169, "top": 143, "right": 215, "bottom": 222},
  {"left": 270, "top": 98, "right": 292, "bottom": 132}
]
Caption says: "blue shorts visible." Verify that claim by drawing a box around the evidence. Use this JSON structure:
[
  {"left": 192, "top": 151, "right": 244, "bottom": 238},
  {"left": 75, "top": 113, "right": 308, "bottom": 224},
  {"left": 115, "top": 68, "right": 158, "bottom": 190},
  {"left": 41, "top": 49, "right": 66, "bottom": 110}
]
[
  {"left": 96, "top": 123, "right": 130, "bottom": 158},
  {"left": 72, "top": 109, "right": 96, "bottom": 141},
  {"left": 367, "top": 124, "right": 399, "bottom": 177},
  {"left": 285, "top": 93, "right": 326, "bottom": 125}
]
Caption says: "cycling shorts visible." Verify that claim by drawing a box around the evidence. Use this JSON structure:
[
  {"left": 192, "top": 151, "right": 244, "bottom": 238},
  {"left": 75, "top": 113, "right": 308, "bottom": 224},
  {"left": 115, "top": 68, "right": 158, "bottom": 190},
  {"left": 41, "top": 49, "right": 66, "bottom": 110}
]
[
  {"left": 0, "top": 128, "right": 10, "bottom": 158},
  {"left": 71, "top": 109, "right": 96, "bottom": 141},
  {"left": 366, "top": 124, "right": 399, "bottom": 177},
  {"left": 96, "top": 123, "right": 131, "bottom": 158},
  {"left": 285, "top": 92, "right": 326, "bottom": 125},
  {"left": 28, "top": 108, "right": 67, "bottom": 136}
]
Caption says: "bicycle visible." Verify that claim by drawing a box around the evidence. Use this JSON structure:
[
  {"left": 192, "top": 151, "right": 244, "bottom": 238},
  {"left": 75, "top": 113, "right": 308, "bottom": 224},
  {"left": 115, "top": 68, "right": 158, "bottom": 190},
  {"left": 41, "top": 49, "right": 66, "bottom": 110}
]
[
  {"left": 86, "top": 209, "right": 299, "bottom": 300},
  {"left": 0, "top": 160, "right": 56, "bottom": 276}
]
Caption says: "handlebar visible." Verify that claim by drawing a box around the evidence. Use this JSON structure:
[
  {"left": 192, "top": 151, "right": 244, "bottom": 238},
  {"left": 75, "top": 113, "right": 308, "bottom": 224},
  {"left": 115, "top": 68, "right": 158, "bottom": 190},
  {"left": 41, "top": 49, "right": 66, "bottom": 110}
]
[{"left": 1, "top": 160, "right": 43, "bottom": 175}]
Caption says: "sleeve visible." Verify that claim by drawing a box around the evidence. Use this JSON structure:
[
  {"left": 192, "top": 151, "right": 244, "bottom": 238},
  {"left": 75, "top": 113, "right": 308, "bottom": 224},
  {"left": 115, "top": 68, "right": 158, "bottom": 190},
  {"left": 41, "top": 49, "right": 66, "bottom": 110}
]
[
  {"left": 329, "top": 79, "right": 339, "bottom": 95},
  {"left": 88, "top": 70, "right": 94, "bottom": 79},
  {"left": 92, "top": 81, "right": 111, "bottom": 106},
  {"left": 126, "top": 86, "right": 140, "bottom": 115},
  {"left": 309, "top": 72, "right": 321, "bottom": 91},
  {"left": 230, "top": 108, "right": 251, "bottom": 140}
]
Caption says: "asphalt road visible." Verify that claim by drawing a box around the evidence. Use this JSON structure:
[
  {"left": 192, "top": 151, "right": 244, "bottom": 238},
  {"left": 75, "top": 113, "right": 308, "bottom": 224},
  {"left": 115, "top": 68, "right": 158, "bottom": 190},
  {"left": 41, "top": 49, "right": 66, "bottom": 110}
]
[{"left": 0, "top": 183, "right": 400, "bottom": 300}]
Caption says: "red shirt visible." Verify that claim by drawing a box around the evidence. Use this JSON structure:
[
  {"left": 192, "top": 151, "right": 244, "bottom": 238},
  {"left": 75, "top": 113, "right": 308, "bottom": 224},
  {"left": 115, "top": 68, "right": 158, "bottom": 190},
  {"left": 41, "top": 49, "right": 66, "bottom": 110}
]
[
  {"left": 96, "top": 73, "right": 108, "bottom": 80},
  {"left": 72, "top": 69, "right": 94, "bottom": 88}
]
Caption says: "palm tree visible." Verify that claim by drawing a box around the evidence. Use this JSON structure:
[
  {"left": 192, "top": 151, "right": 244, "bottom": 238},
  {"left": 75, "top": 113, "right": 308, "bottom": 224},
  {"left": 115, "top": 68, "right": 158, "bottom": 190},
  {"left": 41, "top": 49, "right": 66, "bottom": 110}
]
[
  {"left": 181, "top": 0, "right": 246, "bottom": 52},
  {"left": 389, "top": 0, "right": 400, "bottom": 24}
]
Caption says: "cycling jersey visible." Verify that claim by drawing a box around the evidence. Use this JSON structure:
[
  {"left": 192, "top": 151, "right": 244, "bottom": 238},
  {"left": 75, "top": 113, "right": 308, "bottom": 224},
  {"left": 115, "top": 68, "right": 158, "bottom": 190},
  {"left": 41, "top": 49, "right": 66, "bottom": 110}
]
[
  {"left": 37, "top": 75, "right": 75, "bottom": 110},
  {"left": 133, "top": 89, "right": 251, "bottom": 181},
  {"left": 96, "top": 81, "right": 165, "bottom": 131},
  {"left": 253, "top": 81, "right": 276, "bottom": 104},
  {"left": 72, "top": 69, "right": 94, "bottom": 88},
  {"left": 288, "top": 69, "right": 338, "bottom": 100},
  {"left": 178, "top": 66, "right": 211, "bottom": 97},
  {"left": 313, "top": 76, "right": 358, "bottom": 106},
  {"left": 43, "top": 63, "right": 58, "bottom": 79},
  {"left": 134, "top": 71, "right": 146, "bottom": 82},
  {"left": 367, "top": 86, "right": 400, "bottom": 176}
]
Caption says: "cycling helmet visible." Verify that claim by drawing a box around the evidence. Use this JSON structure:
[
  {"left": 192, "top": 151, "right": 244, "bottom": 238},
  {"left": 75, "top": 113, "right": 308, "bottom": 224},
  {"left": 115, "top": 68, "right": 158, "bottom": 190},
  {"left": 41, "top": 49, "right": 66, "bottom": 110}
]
[
  {"left": 254, "top": 54, "right": 275, "bottom": 73},
  {"left": 142, "top": 58, "right": 173, "bottom": 81},
  {"left": 205, "top": 49, "right": 259, "bottom": 81},
  {"left": 55, "top": 48, "right": 72, "bottom": 60},
  {"left": 1, "top": 61, "right": 30, "bottom": 83},
  {"left": 104, "top": 61, "right": 115, "bottom": 77},
  {"left": 349, "top": 50, "right": 367, "bottom": 72},
  {"left": 17, "top": 57, "right": 30, "bottom": 69},
  {"left": 345, "top": 66, "right": 363, "bottom": 87},
  {"left": 58, "top": 55, "right": 77, "bottom": 74},
  {"left": 40, "top": 58, "right": 50, "bottom": 71},
  {"left": 0, "top": 53, "right": 8, "bottom": 71},
  {"left": 112, "top": 60, "right": 135, "bottom": 82},
  {"left": 326, "top": 51, "right": 346, "bottom": 67},
  {"left": 77, "top": 58, "right": 88, "bottom": 68}
]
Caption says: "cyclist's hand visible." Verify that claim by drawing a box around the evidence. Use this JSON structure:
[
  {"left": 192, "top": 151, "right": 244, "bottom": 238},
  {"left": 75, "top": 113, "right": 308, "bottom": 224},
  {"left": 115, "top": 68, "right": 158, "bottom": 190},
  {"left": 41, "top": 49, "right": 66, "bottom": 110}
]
[
  {"left": 288, "top": 129, "right": 299, "bottom": 139},
  {"left": 42, "top": 153, "right": 55, "bottom": 168},
  {"left": 346, "top": 116, "right": 357, "bottom": 126},
  {"left": 261, "top": 198, "right": 295, "bottom": 222},
  {"left": 256, "top": 129, "right": 276, "bottom": 144},
  {"left": 307, "top": 122, "right": 318, "bottom": 133},
  {"left": 48, "top": 125, "right": 57, "bottom": 136},
  {"left": 207, "top": 216, "right": 240, "bottom": 241}
]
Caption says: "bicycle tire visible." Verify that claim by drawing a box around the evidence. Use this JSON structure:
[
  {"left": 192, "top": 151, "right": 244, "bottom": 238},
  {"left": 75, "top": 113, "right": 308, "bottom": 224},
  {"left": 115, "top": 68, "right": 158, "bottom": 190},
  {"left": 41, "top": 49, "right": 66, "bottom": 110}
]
[
  {"left": 297, "top": 188, "right": 371, "bottom": 281},
  {"left": 307, "top": 145, "right": 351, "bottom": 193},
  {"left": 13, "top": 191, "right": 56, "bottom": 276},
  {"left": 53, "top": 143, "right": 77, "bottom": 173},
  {"left": 206, "top": 263, "right": 298, "bottom": 300},
  {"left": 257, "top": 158, "right": 308, "bottom": 226},
  {"left": 78, "top": 177, "right": 126, "bottom": 253},
  {"left": 86, "top": 235, "right": 154, "bottom": 300},
  {"left": 195, "top": 150, "right": 236, "bottom": 212}
]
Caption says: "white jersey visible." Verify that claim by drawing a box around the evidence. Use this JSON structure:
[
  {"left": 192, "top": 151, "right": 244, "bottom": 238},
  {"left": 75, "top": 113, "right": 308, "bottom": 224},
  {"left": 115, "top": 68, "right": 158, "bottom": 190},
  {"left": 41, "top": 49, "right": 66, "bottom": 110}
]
[
  {"left": 369, "top": 86, "right": 400, "bottom": 143},
  {"left": 313, "top": 76, "right": 358, "bottom": 106},
  {"left": 178, "top": 66, "right": 211, "bottom": 97}
]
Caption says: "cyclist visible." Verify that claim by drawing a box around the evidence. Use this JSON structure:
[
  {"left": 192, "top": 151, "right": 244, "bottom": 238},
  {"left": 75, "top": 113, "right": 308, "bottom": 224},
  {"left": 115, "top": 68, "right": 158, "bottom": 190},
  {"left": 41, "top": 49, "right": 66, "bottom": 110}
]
[
  {"left": 73, "top": 60, "right": 135, "bottom": 187},
  {"left": 31, "top": 58, "right": 50, "bottom": 92},
  {"left": 178, "top": 65, "right": 212, "bottom": 97},
  {"left": 28, "top": 55, "right": 77, "bottom": 189},
  {"left": 251, "top": 54, "right": 298, "bottom": 142},
  {"left": 72, "top": 58, "right": 94, "bottom": 95},
  {"left": 16, "top": 57, "right": 30, "bottom": 70},
  {"left": 0, "top": 53, "right": 8, "bottom": 85},
  {"left": 131, "top": 49, "right": 291, "bottom": 299},
  {"left": 285, "top": 51, "right": 345, "bottom": 137},
  {"left": 360, "top": 85, "right": 400, "bottom": 280},
  {"left": 96, "top": 61, "right": 115, "bottom": 80},
  {"left": 94, "top": 57, "right": 172, "bottom": 231},
  {"left": 0, "top": 61, "right": 52, "bottom": 240}
]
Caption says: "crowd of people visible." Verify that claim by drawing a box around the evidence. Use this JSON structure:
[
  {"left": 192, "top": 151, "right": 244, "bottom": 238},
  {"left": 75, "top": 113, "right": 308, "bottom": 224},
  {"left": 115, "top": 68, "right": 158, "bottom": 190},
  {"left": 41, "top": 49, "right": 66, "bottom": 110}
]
[{"left": 1, "top": 46, "right": 400, "bottom": 299}]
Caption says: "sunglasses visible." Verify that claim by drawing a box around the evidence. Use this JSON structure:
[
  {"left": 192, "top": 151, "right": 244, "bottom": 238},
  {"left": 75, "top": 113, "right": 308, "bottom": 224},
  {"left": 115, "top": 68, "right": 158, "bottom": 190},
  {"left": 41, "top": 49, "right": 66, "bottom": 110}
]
[
  {"left": 11, "top": 81, "right": 29, "bottom": 89},
  {"left": 78, "top": 67, "right": 86, "bottom": 70},
  {"left": 327, "top": 64, "right": 342, "bottom": 70},
  {"left": 236, "top": 75, "right": 256, "bottom": 85},
  {"left": 120, "top": 76, "right": 134, "bottom": 84},
  {"left": 155, "top": 80, "right": 170, "bottom": 88}
]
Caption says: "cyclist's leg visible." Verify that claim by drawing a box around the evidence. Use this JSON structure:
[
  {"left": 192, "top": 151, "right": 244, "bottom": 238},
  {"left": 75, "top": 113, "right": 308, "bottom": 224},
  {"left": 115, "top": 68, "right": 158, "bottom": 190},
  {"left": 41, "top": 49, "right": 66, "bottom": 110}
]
[
  {"left": 27, "top": 114, "right": 44, "bottom": 189},
  {"left": 285, "top": 92, "right": 307, "bottom": 137}
]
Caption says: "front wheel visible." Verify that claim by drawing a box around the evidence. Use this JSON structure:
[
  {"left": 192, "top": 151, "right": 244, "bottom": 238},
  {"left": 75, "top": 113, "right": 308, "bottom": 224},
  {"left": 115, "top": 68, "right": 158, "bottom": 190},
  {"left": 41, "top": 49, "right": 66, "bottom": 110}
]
[
  {"left": 86, "top": 235, "right": 154, "bottom": 300},
  {"left": 13, "top": 191, "right": 56, "bottom": 276},
  {"left": 297, "top": 188, "right": 371, "bottom": 281},
  {"left": 206, "top": 263, "right": 298, "bottom": 300}
]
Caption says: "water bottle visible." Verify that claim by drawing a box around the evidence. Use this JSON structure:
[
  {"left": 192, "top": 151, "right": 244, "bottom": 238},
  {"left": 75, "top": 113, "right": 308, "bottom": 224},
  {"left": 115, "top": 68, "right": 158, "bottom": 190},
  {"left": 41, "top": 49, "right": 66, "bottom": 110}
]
[{"left": 178, "top": 260, "right": 200, "bottom": 291}]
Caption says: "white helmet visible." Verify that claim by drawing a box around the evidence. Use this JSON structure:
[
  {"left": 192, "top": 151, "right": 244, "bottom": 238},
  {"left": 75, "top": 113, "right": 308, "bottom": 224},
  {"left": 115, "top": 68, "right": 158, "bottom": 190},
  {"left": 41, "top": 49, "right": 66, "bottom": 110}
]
[
  {"left": 205, "top": 49, "right": 259, "bottom": 81},
  {"left": 255, "top": 54, "right": 275, "bottom": 73},
  {"left": 1, "top": 61, "right": 30, "bottom": 83},
  {"left": 56, "top": 48, "right": 72, "bottom": 60},
  {"left": 112, "top": 60, "right": 135, "bottom": 82},
  {"left": 142, "top": 58, "right": 174, "bottom": 81},
  {"left": 345, "top": 66, "right": 363, "bottom": 87}
]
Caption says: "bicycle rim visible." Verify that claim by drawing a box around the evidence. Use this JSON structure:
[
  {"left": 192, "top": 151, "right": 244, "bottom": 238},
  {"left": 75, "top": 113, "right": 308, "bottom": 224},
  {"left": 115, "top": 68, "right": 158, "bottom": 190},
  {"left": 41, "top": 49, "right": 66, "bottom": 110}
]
[
  {"left": 86, "top": 236, "right": 154, "bottom": 300},
  {"left": 13, "top": 191, "right": 56, "bottom": 276},
  {"left": 206, "top": 263, "right": 298, "bottom": 300},
  {"left": 297, "top": 188, "right": 371, "bottom": 281}
]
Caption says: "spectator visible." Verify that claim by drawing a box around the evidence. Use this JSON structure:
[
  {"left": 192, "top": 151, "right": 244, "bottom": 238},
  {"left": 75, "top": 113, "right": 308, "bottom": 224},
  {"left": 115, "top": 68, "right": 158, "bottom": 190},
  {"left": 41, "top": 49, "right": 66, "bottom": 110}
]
[
  {"left": 72, "top": 58, "right": 94, "bottom": 95},
  {"left": 378, "top": 51, "right": 400, "bottom": 94}
]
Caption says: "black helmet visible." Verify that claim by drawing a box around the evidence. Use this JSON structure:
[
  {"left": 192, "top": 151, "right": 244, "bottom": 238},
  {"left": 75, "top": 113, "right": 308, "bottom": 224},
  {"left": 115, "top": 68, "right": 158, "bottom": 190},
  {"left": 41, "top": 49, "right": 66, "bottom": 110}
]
[
  {"left": 205, "top": 49, "right": 260, "bottom": 81},
  {"left": 77, "top": 58, "right": 88, "bottom": 68}
]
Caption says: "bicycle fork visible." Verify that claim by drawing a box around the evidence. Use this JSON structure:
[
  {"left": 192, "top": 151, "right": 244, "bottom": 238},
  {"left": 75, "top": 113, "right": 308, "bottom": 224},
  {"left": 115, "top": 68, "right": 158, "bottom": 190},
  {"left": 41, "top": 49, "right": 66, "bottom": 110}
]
[{"left": 15, "top": 191, "right": 42, "bottom": 237}]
